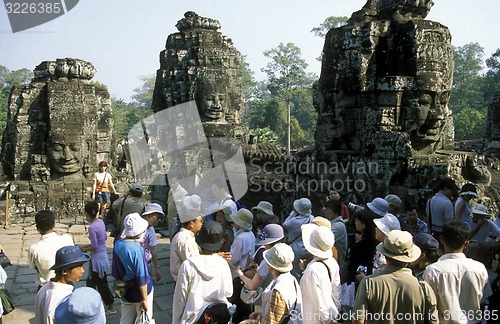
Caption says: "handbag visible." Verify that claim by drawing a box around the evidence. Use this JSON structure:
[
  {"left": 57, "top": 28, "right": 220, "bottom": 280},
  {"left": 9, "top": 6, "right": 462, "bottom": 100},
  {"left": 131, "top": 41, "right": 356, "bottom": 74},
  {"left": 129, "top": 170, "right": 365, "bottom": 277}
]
[
  {"left": 135, "top": 310, "right": 154, "bottom": 324},
  {"left": 0, "top": 253, "right": 11, "bottom": 268},
  {"left": 0, "top": 288, "right": 15, "bottom": 315},
  {"left": 240, "top": 285, "right": 263, "bottom": 305}
]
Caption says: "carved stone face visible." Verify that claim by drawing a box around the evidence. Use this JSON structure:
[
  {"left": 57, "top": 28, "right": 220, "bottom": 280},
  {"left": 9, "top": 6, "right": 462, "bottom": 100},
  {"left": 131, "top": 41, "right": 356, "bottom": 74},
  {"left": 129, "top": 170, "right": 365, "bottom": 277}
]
[
  {"left": 48, "top": 138, "right": 83, "bottom": 175},
  {"left": 198, "top": 93, "right": 225, "bottom": 121},
  {"left": 409, "top": 90, "right": 450, "bottom": 146}
]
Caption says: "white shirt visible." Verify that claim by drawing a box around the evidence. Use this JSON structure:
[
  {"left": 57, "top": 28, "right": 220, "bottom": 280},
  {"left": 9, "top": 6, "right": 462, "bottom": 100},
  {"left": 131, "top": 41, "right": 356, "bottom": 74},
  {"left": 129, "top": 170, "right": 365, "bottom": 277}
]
[
  {"left": 170, "top": 228, "right": 200, "bottom": 281},
  {"left": 424, "top": 253, "right": 489, "bottom": 324},
  {"left": 34, "top": 281, "right": 74, "bottom": 324},
  {"left": 139, "top": 226, "right": 158, "bottom": 262},
  {"left": 172, "top": 254, "right": 233, "bottom": 323},
  {"left": 27, "top": 232, "right": 75, "bottom": 285},
  {"left": 0, "top": 265, "right": 6, "bottom": 316},
  {"left": 300, "top": 258, "right": 341, "bottom": 323}
]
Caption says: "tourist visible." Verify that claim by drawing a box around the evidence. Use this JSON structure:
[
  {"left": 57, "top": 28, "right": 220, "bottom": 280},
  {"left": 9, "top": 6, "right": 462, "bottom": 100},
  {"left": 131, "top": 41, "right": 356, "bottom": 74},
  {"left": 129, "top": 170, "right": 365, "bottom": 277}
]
[
  {"left": 326, "top": 190, "right": 350, "bottom": 220},
  {"left": 300, "top": 223, "right": 341, "bottom": 323},
  {"left": 54, "top": 287, "right": 105, "bottom": 323},
  {"left": 424, "top": 222, "right": 490, "bottom": 323},
  {"left": 244, "top": 243, "right": 302, "bottom": 323},
  {"left": 322, "top": 199, "right": 348, "bottom": 278},
  {"left": 425, "top": 177, "right": 460, "bottom": 240},
  {"left": 229, "top": 208, "right": 255, "bottom": 273},
  {"left": 454, "top": 183, "right": 478, "bottom": 229},
  {"left": 366, "top": 197, "right": 389, "bottom": 218},
  {"left": 371, "top": 212, "right": 401, "bottom": 274},
  {"left": 251, "top": 201, "right": 279, "bottom": 235},
  {"left": 236, "top": 224, "right": 285, "bottom": 303},
  {"left": 283, "top": 198, "right": 314, "bottom": 279},
  {"left": 385, "top": 194, "right": 402, "bottom": 217},
  {"left": 202, "top": 187, "right": 219, "bottom": 219},
  {"left": 352, "top": 230, "right": 438, "bottom": 324},
  {"left": 27, "top": 210, "right": 75, "bottom": 291},
  {"left": 112, "top": 182, "right": 145, "bottom": 237},
  {"left": 35, "top": 245, "right": 90, "bottom": 324},
  {"left": 409, "top": 233, "right": 441, "bottom": 280},
  {"left": 172, "top": 221, "right": 233, "bottom": 323},
  {"left": 112, "top": 213, "right": 154, "bottom": 323},
  {"left": 345, "top": 210, "right": 379, "bottom": 287},
  {"left": 0, "top": 246, "right": 7, "bottom": 321},
  {"left": 214, "top": 206, "right": 234, "bottom": 253},
  {"left": 228, "top": 208, "right": 255, "bottom": 323},
  {"left": 399, "top": 203, "right": 429, "bottom": 236},
  {"left": 183, "top": 194, "right": 202, "bottom": 213},
  {"left": 92, "top": 161, "right": 117, "bottom": 219},
  {"left": 169, "top": 209, "right": 202, "bottom": 281},
  {"left": 139, "top": 203, "right": 164, "bottom": 282},
  {"left": 467, "top": 204, "right": 500, "bottom": 267},
  {"left": 81, "top": 200, "right": 116, "bottom": 315}
]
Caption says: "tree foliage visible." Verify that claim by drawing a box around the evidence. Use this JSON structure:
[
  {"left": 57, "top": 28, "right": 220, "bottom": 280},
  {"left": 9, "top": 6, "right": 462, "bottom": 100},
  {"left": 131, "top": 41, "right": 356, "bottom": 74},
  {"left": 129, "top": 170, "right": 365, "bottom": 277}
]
[
  {"left": 311, "top": 16, "right": 348, "bottom": 38},
  {"left": 131, "top": 75, "right": 156, "bottom": 110},
  {"left": 0, "top": 65, "right": 32, "bottom": 142},
  {"left": 246, "top": 42, "right": 317, "bottom": 149}
]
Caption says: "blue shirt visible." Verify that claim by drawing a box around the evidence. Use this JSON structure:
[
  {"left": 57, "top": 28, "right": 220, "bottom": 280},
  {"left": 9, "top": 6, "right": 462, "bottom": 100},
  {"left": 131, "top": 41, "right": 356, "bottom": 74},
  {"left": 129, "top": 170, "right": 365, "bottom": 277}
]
[{"left": 112, "top": 240, "right": 153, "bottom": 301}]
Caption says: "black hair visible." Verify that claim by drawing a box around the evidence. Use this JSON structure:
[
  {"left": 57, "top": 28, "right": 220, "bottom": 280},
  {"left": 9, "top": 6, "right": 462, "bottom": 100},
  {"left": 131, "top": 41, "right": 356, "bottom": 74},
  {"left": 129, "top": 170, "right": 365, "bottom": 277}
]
[
  {"left": 354, "top": 209, "right": 377, "bottom": 240},
  {"left": 129, "top": 189, "right": 143, "bottom": 198},
  {"left": 324, "top": 199, "right": 342, "bottom": 215},
  {"left": 98, "top": 160, "right": 108, "bottom": 168},
  {"left": 441, "top": 221, "right": 470, "bottom": 250},
  {"left": 405, "top": 202, "right": 418, "bottom": 213},
  {"left": 253, "top": 214, "right": 280, "bottom": 234},
  {"left": 84, "top": 200, "right": 99, "bottom": 218},
  {"left": 35, "top": 210, "right": 55, "bottom": 232}
]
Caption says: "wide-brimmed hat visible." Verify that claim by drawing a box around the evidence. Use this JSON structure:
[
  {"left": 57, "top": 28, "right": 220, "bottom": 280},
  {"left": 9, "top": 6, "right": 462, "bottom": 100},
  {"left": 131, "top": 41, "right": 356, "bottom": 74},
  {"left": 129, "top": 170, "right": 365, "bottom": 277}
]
[
  {"left": 230, "top": 208, "right": 253, "bottom": 231},
  {"left": 413, "top": 233, "right": 439, "bottom": 251},
  {"left": 255, "top": 224, "right": 284, "bottom": 245},
  {"left": 312, "top": 216, "right": 332, "bottom": 228},
  {"left": 302, "top": 223, "right": 335, "bottom": 259},
  {"left": 50, "top": 246, "right": 90, "bottom": 271},
  {"left": 367, "top": 198, "right": 389, "bottom": 217},
  {"left": 195, "top": 220, "right": 223, "bottom": 252},
  {"left": 179, "top": 209, "right": 202, "bottom": 223},
  {"left": 384, "top": 194, "right": 402, "bottom": 208},
  {"left": 293, "top": 198, "right": 312, "bottom": 216},
  {"left": 460, "top": 183, "right": 478, "bottom": 197},
  {"left": 120, "top": 212, "right": 149, "bottom": 239},
  {"left": 376, "top": 230, "right": 421, "bottom": 263},
  {"left": 54, "top": 287, "right": 105, "bottom": 323},
  {"left": 263, "top": 243, "right": 294, "bottom": 272},
  {"left": 374, "top": 213, "right": 401, "bottom": 235},
  {"left": 142, "top": 202, "right": 165, "bottom": 217},
  {"left": 130, "top": 182, "right": 143, "bottom": 193},
  {"left": 252, "top": 201, "right": 274, "bottom": 216},
  {"left": 472, "top": 204, "right": 490, "bottom": 217},
  {"left": 183, "top": 194, "right": 202, "bottom": 211}
]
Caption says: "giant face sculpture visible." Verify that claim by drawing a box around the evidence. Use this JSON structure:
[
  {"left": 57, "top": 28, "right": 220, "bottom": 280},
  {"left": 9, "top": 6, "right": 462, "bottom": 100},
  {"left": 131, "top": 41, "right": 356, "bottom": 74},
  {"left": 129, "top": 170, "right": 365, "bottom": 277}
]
[{"left": 47, "top": 134, "right": 83, "bottom": 175}]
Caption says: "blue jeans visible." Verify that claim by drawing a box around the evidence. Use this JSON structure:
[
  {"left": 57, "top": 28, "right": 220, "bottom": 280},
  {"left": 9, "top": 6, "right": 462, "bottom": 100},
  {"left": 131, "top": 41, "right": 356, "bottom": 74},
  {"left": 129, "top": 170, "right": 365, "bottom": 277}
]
[{"left": 95, "top": 192, "right": 110, "bottom": 203}]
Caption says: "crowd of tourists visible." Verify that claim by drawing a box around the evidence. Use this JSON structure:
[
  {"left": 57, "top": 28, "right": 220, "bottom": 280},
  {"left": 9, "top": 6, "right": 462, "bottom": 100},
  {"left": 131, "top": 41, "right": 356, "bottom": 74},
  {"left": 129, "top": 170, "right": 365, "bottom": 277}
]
[{"left": 9, "top": 172, "right": 500, "bottom": 323}]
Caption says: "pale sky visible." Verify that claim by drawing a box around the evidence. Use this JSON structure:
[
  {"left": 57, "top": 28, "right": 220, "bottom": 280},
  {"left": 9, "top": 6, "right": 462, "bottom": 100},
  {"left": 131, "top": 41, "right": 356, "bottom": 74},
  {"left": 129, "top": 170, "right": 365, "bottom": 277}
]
[{"left": 0, "top": 0, "right": 498, "bottom": 101}]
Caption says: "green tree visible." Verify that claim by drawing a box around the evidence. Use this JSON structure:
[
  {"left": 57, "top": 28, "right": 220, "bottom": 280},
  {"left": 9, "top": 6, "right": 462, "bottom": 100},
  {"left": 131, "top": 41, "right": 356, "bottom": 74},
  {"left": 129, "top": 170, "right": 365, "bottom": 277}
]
[
  {"left": 483, "top": 49, "right": 500, "bottom": 103},
  {"left": 112, "top": 97, "right": 152, "bottom": 138},
  {"left": 450, "top": 43, "right": 485, "bottom": 114},
  {"left": 311, "top": 16, "right": 348, "bottom": 38},
  {"left": 450, "top": 44, "right": 487, "bottom": 140},
  {"left": 0, "top": 65, "right": 32, "bottom": 141},
  {"left": 131, "top": 75, "right": 156, "bottom": 110}
]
